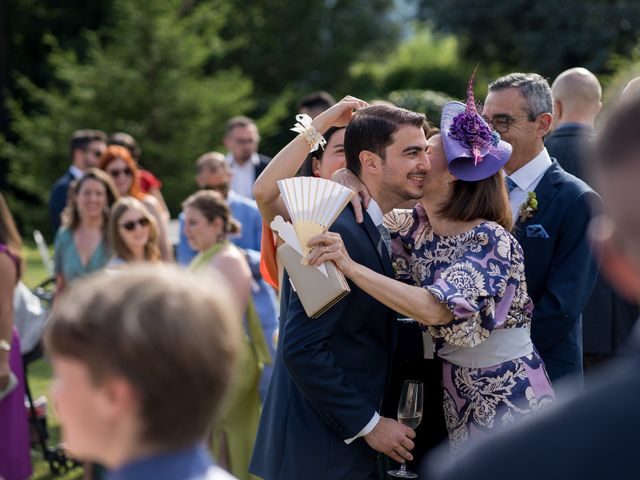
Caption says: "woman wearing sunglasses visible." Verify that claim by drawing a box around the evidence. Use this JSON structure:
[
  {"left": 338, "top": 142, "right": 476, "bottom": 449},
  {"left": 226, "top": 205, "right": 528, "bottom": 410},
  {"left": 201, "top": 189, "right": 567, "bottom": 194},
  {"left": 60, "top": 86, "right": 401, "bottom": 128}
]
[
  {"left": 108, "top": 197, "right": 161, "bottom": 268},
  {"left": 99, "top": 146, "right": 173, "bottom": 261}
]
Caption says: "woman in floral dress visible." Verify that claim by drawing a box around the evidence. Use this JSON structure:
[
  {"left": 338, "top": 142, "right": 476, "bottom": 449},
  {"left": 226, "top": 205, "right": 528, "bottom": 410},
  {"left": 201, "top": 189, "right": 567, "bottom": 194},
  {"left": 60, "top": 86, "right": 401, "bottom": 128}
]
[{"left": 309, "top": 77, "right": 555, "bottom": 451}]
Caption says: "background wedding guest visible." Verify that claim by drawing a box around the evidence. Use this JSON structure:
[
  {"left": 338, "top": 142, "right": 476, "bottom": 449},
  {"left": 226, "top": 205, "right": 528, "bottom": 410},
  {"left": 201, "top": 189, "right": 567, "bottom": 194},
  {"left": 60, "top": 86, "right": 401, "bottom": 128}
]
[
  {"left": 108, "top": 197, "right": 161, "bottom": 267},
  {"left": 98, "top": 145, "right": 173, "bottom": 261},
  {"left": 177, "top": 152, "right": 277, "bottom": 398},
  {"left": 224, "top": 116, "right": 270, "bottom": 199},
  {"left": 0, "top": 193, "right": 31, "bottom": 480},
  {"left": 54, "top": 169, "right": 119, "bottom": 294},
  {"left": 547, "top": 68, "right": 638, "bottom": 371},
  {"left": 425, "top": 83, "right": 640, "bottom": 480},
  {"left": 45, "top": 265, "right": 241, "bottom": 480},
  {"left": 297, "top": 91, "right": 336, "bottom": 119},
  {"left": 184, "top": 190, "right": 270, "bottom": 480},
  {"left": 107, "top": 132, "right": 170, "bottom": 221},
  {"left": 483, "top": 73, "right": 601, "bottom": 384},
  {"left": 49, "top": 129, "right": 107, "bottom": 233}
]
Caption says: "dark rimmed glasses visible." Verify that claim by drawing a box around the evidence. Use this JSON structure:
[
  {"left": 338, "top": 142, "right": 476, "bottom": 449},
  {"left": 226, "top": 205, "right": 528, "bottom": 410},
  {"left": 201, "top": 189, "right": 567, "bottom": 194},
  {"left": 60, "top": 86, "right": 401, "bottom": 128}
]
[
  {"left": 119, "top": 217, "right": 150, "bottom": 231},
  {"left": 482, "top": 114, "right": 531, "bottom": 134}
]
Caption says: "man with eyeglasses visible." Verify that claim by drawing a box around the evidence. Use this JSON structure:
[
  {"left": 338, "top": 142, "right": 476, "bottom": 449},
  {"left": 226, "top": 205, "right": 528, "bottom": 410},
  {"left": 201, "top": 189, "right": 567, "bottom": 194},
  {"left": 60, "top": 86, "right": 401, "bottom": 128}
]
[
  {"left": 49, "top": 129, "right": 107, "bottom": 233},
  {"left": 223, "top": 116, "right": 271, "bottom": 199},
  {"left": 177, "top": 151, "right": 278, "bottom": 399},
  {"left": 482, "top": 73, "right": 601, "bottom": 385}
]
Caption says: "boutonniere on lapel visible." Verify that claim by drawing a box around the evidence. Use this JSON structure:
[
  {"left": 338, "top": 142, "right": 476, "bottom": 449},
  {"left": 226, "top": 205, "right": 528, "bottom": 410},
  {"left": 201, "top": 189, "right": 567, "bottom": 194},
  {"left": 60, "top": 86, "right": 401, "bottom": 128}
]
[{"left": 518, "top": 192, "right": 538, "bottom": 222}]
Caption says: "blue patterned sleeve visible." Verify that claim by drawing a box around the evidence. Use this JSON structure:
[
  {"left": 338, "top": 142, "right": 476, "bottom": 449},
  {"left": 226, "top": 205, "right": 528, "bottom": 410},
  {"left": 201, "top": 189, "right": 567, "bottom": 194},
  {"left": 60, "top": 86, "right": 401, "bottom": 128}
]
[{"left": 425, "top": 225, "right": 518, "bottom": 348}]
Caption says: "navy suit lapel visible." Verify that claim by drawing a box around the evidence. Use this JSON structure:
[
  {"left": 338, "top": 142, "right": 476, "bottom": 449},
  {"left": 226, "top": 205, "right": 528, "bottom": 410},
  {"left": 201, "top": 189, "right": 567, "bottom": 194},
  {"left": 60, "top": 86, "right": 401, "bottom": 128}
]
[
  {"left": 360, "top": 212, "right": 395, "bottom": 278},
  {"left": 514, "top": 161, "right": 563, "bottom": 243}
]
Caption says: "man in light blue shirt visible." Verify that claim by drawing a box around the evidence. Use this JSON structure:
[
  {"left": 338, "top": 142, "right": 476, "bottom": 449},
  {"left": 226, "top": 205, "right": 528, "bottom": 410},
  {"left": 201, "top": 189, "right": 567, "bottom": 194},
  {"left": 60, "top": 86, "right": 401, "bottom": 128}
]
[{"left": 177, "top": 152, "right": 277, "bottom": 398}]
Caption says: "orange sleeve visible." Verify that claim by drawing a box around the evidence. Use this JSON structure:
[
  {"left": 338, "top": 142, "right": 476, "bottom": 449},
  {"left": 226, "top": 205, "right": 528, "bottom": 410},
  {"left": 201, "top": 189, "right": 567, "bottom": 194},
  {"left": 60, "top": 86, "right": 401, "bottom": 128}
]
[{"left": 260, "top": 220, "right": 279, "bottom": 290}]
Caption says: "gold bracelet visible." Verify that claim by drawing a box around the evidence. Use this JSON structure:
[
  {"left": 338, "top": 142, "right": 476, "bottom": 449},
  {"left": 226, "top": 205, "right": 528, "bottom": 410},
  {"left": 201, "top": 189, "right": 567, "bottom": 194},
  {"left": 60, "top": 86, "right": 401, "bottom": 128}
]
[{"left": 290, "top": 114, "right": 326, "bottom": 153}]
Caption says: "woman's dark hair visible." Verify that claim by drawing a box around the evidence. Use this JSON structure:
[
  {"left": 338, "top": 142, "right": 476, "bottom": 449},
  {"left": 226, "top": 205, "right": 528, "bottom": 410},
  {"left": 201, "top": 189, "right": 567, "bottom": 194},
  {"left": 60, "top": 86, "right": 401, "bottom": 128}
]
[
  {"left": 182, "top": 190, "right": 241, "bottom": 237},
  {"left": 438, "top": 172, "right": 513, "bottom": 231},
  {"left": 297, "top": 126, "right": 345, "bottom": 177}
]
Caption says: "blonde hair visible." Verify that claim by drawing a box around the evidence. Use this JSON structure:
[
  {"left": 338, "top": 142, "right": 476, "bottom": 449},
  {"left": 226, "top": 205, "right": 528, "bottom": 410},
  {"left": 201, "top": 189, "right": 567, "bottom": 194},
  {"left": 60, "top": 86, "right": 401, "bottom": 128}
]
[{"left": 108, "top": 197, "right": 161, "bottom": 262}]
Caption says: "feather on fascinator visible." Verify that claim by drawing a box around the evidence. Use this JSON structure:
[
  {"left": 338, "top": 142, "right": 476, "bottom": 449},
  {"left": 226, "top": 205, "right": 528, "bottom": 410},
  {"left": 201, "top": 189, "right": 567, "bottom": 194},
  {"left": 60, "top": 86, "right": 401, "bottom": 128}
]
[{"left": 441, "top": 67, "right": 512, "bottom": 181}]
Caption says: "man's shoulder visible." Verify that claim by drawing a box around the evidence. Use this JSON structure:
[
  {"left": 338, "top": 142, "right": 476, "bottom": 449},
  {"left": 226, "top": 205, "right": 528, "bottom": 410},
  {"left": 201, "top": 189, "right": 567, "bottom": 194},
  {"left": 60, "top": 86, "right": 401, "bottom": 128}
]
[
  {"left": 51, "top": 171, "right": 73, "bottom": 189},
  {"left": 229, "top": 192, "right": 259, "bottom": 212},
  {"left": 257, "top": 153, "right": 271, "bottom": 165},
  {"left": 546, "top": 161, "right": 597, "bottom": 198}
]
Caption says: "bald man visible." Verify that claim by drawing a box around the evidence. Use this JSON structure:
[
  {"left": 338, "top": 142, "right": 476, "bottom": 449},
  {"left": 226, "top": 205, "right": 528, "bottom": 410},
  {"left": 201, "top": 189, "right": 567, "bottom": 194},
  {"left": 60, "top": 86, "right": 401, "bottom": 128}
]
[
  {"left": 545, "top": 67, "right": 601, "bottom": 178},
  {"left": 547, "top": 68, "right": 638, "bottom": 372},
  {"left": 621, "top": 76, "right": 640, "bottom": 103}
]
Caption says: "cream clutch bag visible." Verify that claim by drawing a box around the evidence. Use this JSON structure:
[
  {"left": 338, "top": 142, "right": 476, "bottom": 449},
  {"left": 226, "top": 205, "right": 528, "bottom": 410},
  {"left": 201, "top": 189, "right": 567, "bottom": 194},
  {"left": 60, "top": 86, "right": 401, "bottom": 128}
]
[{"left": 277, "top": 243, "right": 350, "bottom": 318}]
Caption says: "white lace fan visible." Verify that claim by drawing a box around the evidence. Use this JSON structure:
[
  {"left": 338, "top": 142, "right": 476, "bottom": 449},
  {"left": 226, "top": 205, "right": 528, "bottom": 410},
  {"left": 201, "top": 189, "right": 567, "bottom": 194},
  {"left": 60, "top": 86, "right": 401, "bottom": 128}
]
[{"left": 277, "top": 177, "right": 355, "bottom": 258}]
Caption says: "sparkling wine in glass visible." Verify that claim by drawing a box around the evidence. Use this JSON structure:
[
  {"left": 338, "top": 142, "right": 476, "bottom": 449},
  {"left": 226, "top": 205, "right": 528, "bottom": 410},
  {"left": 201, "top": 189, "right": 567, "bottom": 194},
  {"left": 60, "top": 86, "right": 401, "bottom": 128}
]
[{"left": 387, "top": 380, "right": 423, "bottom": 479}]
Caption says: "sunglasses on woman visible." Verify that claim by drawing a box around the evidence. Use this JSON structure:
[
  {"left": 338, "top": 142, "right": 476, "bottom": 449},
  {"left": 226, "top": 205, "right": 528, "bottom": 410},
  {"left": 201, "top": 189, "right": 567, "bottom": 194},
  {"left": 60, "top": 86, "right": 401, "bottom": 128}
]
[
  {"left": 119, "top": 217, "right": 150, "bottom": 231},
  {"left": 108, "top": 167, "right": 133, "bottom": 178}
]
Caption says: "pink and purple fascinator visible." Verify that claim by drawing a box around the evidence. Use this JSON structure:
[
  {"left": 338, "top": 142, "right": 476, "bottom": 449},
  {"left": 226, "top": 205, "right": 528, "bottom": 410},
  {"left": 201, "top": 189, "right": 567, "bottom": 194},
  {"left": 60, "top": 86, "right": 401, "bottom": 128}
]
[{"left": 441, "top": 68, "right": 512, "bottom": 181}]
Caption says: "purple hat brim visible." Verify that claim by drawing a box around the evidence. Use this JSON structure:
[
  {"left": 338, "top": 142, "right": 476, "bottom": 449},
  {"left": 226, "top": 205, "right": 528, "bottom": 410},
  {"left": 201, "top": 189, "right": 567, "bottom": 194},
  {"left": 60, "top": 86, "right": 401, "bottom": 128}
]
[{"left": 441, "top": 101, "right": 512, "bottom": 181}]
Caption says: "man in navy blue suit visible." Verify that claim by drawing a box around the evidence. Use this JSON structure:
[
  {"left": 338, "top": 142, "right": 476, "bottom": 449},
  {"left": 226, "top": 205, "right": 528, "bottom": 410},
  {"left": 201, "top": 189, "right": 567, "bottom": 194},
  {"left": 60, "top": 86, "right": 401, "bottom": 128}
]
[
  {"left": 482, "top": 73, "right": 601, "bottom": 383},
  {"left": 425, "top": 88, "right": 640, "bottom": 480},
  {"left": 546, "top": 68, "right": 638, "bottom": 371},
  {"left": 250, "top": 101, "right": 429, "bottom": 479},
  {"left": 48, "top": 129, "right": 107, "bottom": 233}
]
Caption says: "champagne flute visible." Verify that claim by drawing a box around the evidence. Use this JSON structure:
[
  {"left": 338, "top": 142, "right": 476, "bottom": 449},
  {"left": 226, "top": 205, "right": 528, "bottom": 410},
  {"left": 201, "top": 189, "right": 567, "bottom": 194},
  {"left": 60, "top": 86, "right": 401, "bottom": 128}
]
[{"left": 387, "top": 380, "right": 423, "bottom": 479}]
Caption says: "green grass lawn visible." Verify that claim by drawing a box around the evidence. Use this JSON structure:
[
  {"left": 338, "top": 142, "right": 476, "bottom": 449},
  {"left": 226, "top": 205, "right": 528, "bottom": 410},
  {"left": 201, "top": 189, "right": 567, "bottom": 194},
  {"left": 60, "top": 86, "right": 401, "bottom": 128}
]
[{"left": 21, "top": 242, "right": 84, "bottom": 479}]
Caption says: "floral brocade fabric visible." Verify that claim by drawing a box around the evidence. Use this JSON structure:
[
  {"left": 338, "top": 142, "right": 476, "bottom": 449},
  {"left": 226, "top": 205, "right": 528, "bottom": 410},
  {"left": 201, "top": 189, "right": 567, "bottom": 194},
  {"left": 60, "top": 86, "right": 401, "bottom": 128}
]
[{"left": 386, "top": 204, "right": 554, "bottom": 452}]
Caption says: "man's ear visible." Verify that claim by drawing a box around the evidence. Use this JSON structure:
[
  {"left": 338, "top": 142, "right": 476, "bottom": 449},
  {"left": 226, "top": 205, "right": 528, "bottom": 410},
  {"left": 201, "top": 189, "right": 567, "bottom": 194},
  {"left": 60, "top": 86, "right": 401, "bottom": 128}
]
[
  {"left": 223, "top": 136, "right": 232, "bottom": 151},
  {"left": 360, "top": 150, "right": 380, "bottom": 175},
  {"left": 99, "top": 376, "right": 139, "bottom": 422},
  {"left": 553, "top": 99, "right": 563, "bottom": 121},
  {"left": 536, "top": 112, "right": 554, "bottom": 138}
]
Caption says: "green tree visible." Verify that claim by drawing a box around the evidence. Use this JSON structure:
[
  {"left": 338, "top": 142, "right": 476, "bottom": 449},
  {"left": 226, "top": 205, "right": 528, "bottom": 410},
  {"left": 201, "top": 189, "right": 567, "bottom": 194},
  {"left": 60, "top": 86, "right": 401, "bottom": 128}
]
[
  {"left": 2, "top": 0, "right": 253, "bottom": 236},
  {"left": 419, "top": 0, "right": 640, "bottom": 77}
]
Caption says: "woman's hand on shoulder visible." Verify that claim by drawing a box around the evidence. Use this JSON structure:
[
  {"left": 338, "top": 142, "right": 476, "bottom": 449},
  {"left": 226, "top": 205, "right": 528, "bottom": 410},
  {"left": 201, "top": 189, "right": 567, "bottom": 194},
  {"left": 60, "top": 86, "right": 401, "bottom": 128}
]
[{"left": 331, "top": 168, "right": 370, "bottom": 223}]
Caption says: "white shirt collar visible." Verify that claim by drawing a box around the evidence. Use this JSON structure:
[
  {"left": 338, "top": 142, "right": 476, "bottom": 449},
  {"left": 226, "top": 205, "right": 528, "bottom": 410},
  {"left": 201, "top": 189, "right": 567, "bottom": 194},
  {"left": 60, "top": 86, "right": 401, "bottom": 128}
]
[
  {"left": 225, "top": 152, "right": 260, "bottom": 167},
  {"left": 69, "top": 165, "right": 83, "bottom": 179},
  {"left": 366, "top": 199, "right": 384, "bottom": 227},
  {"left": 508, "top": 148, "right": 552, "bottom": 191}
]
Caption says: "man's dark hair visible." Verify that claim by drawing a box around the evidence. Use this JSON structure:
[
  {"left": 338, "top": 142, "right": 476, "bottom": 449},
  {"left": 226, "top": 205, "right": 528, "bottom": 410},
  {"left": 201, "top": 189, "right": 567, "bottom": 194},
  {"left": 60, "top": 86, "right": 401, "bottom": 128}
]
[
  {"left": 69, "top": 129, "right": 107, "bottom": 158},
  {"left": 297, "top": 91, "right": 336, "bottom": 113},
  {"left": 108, "top": 132, "right": 141, "bottom": 162},
  {"left": 344, "top": 105, "right": 428, "bottom": 176},
  {"left": 224, "top": 116, "right": 257, "bottom": 136}
]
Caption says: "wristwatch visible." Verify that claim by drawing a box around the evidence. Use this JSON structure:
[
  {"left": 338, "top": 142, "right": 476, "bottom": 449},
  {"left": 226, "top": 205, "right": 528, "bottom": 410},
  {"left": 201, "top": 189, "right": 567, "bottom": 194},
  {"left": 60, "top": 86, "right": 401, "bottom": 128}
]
[{"left": 0, "top": 339, "right": 10, "bottom": 352}]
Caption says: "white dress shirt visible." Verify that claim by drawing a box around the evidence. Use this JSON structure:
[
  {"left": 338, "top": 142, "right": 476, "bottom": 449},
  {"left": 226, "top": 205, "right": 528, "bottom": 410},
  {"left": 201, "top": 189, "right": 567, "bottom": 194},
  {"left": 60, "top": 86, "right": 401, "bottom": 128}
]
[
  {"left": 69, "top": 165, "right": 83, "bottom": 179},
  {"left": 226, "top": 152, "right": 261, "bottom": 199},
  {"left": 506, "top": 148, "right": 553, "bottom": 222},
  {"left": 344, "top": 199, "right": 385, "bottom": 444}
]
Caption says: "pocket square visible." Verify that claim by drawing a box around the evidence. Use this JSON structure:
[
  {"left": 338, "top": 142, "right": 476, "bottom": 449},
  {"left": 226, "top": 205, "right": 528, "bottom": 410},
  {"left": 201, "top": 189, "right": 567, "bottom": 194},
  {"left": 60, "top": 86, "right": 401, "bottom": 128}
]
[{"left": 526, "top": 224, "right": 549, "bottom": 238}]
